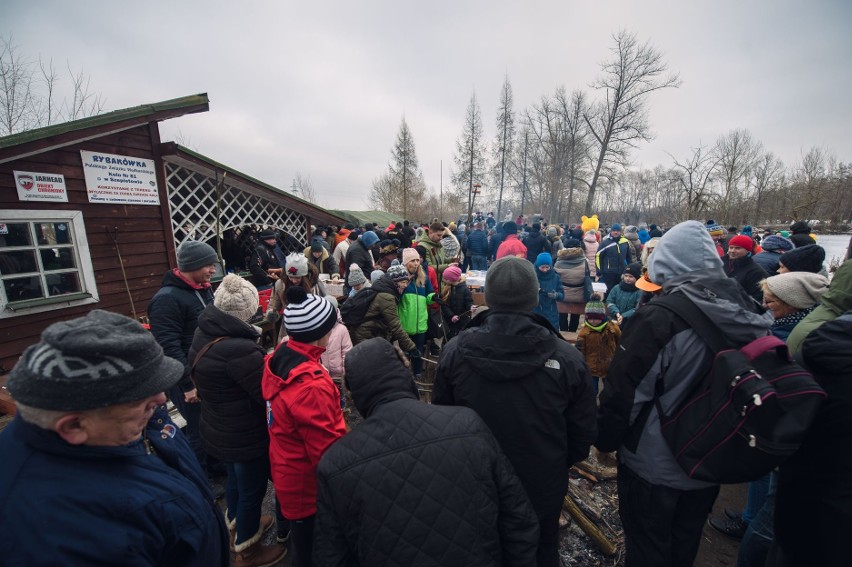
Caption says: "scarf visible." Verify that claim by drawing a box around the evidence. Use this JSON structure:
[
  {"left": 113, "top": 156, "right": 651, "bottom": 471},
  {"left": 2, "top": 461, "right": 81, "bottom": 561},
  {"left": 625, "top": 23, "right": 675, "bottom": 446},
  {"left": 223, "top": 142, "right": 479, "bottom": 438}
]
[
  {"left": 619, "top": 280, "right": 637, "bottom": 292},
  {"left": 584, "top": 319, "right": 608, "bottom": 332},
  {"left": 772, "top": 305, "right": 816, "bottom": 331}
]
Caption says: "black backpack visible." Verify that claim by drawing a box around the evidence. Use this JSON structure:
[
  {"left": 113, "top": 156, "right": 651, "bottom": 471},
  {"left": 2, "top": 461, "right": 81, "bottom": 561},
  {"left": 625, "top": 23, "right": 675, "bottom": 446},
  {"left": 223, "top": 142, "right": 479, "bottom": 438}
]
[
  {"left": 633, "top": 293, "right": 826, "bottom": 484},
  {"left": 339, "top": 289, "right": 379, "bottom": 329}
]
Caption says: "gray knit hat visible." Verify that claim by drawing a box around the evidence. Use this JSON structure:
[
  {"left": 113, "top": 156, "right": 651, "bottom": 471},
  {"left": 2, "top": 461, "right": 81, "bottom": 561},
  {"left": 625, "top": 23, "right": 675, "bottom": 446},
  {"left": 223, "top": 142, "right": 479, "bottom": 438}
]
[
  {"left": 214, "top": 274, "right": 259, "bottom": 322},
  {"left": 387, "top": 264, "right": 411, "bottom": 283},
  {"left": 348, "top": 263, "right": 367, "bottom": 287},
  {"left": 764, "top": 272, "right": 829, "bottom": 310},
  {"left": 485, "top": 256, "right": 538, "bottom": 312},
  {"left": 8, "top": 310, "right": 183, "bottom": 411},
  {"left": 177, "top": 240, "right": 218, "bottom": 272},
  {"left": 283, "top": 287, "right": 337, "bottom": 343}
]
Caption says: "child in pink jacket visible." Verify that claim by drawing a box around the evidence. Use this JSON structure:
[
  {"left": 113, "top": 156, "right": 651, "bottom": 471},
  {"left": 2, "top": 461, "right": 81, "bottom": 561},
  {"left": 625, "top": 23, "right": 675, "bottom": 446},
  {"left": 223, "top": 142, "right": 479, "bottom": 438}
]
[{"left": 319, "top": 296, "right": 352, "bottom": 410}]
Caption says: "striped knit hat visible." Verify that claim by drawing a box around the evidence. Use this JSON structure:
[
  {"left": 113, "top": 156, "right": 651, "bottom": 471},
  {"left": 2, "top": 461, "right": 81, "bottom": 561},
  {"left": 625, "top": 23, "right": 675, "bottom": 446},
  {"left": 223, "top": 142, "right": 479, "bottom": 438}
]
[
  {"left": 283, "top": 286, "right": 337, "bottom": 343},
  {"left": 705, "top": 220, "right": 724, "bottom": 238},
  {"left": 585, "top": 293, "right": 608, "bottom": 321}
]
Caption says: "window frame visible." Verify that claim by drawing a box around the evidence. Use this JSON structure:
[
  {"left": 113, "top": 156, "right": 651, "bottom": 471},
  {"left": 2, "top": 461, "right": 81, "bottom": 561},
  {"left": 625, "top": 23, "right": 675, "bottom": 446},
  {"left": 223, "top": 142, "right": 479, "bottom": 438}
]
[{"left": 0, "top": 210, "right": 99, "bottom": 318}]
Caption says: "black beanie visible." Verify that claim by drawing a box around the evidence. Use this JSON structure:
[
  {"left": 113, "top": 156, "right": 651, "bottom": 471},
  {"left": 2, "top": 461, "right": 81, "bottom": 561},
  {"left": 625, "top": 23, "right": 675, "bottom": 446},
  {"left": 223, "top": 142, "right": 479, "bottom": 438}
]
[{"left": 779, "top": 244, "right": 825, "bottom": 274}]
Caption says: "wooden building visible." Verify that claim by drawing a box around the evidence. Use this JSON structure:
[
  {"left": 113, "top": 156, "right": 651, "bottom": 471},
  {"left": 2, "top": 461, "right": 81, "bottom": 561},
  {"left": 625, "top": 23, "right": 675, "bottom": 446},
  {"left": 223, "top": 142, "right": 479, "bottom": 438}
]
[{"left": 0, "top": 93, "right": 345, "bottom": 412}]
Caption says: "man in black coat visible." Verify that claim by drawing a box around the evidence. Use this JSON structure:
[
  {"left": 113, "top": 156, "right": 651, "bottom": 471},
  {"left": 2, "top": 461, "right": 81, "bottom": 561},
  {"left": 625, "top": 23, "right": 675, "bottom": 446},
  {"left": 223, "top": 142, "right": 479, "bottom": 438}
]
[
  {"left": 343, "top": 231, "right": 379, "bottom": 290},
  {"left": 433, "top": 256, "right": 597, "bottom": 567},
  {"left": 522, "top": 222, "right": 550, "bottom": 263},
  {"left": 315, "top": 338, "right": 539, "bottom": 567},
  {"left": 723, "top": 234, "right": 768, "bottom": 302},
  {"left": 788, "top": 220, "right": 816, "bottom": 248},
  {"left": 249, "top": 228, "right": 282, "bottom": 289}
]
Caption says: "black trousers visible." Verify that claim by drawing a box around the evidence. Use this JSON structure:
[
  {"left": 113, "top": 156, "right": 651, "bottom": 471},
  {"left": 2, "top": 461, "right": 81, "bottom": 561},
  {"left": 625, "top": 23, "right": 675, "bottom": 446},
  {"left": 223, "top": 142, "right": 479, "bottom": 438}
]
[
  {"left": 535, "top": 503, "right": 562, "bottom": 567},
  {"left": 559, "top": 313, "right": 580, "bottom": 332},
  {"left": 289, "top": 514, "right": 315, "bottom": 567},
  {"left": 618, "top": 464, "right": 719, "bottom": 567}
]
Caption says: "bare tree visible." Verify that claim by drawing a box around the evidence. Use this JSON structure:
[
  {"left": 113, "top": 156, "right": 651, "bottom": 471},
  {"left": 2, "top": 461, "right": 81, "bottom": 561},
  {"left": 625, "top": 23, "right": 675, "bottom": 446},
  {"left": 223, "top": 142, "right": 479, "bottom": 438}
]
[
  {"left": 583, "top": 30, "right": 680, "bottom": 211},
  {"left": 670, "top": 144, "right": 720, "bottom": 222},
  {"left": 751, "top": 151, "right": 785, "bottom": 224},
  {"left": 0, "top": 35, "right": 105, "bottom": 135},
  {"left": 491, "top": 76, "right": 515, "bottom": 221},
  {"left": 713, "top": 129, "right": 762, "bottom": 224},
  {"left": 451, "top": 91, "right": 487, "bottom": 220},
  {"left": 294, "top": 171, "right": 317, "bottom": 204}
]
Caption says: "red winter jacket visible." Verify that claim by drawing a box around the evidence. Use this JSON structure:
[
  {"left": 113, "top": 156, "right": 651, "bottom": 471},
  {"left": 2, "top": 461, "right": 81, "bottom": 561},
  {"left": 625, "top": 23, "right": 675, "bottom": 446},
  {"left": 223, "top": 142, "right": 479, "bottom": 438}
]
[{"left": 262, "top": 339, "right": 346, "bottom": 519}]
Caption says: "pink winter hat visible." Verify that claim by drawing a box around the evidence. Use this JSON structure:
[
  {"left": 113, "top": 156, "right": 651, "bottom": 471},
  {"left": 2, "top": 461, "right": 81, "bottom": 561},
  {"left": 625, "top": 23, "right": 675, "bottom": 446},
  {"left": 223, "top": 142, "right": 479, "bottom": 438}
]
[
  {"left": 402, "top": 247, "right": 420, "bottom": 265},
  {"left": 443, "top": 266, "right": 462, "bottom": 283}
]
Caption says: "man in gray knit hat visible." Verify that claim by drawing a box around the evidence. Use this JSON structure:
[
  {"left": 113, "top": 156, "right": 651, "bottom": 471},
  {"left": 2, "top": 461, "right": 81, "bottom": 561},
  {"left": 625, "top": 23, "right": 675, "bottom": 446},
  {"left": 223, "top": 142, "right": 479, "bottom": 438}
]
[
  {"left": 148, "top": 240, "right": 222, "bottom": 490},
  {"left": 433, "top": 256, "right": 597, "bottom": 567},
  {"left": 0, "top": 310, "right": 229, "bottom": 566}
]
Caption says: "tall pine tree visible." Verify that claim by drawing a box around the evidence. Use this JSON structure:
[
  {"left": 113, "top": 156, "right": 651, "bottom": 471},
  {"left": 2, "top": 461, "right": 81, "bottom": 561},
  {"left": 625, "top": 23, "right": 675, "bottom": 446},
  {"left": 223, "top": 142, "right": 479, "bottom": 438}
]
[
  {"left": 491, "top": 76, "right": 515, "bottom": 221},
  {"left": 452, "top": 91, "right": 487, "bottom": 222}
]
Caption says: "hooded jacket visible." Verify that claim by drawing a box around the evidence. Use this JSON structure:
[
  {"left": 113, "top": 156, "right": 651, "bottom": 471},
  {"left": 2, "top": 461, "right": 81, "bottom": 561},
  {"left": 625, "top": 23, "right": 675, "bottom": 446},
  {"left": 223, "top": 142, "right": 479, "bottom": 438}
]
[
  {"left": 148, "top": 269, "right": 215, "bottom": 393},
  {"left": 262, "top": 339, "right": 346, "bottom": 519},
  {"left": 319, "top": 313, "right": 352, "bottom": 380},
  {"left": 554, "top": 247, "right": 592, "bottom": 304},
  {"left": 188, "top": 304, "right": 268, "bottom": 462},
  {"left": 399, "top": 269, "right": 435, "bottom": 335},
  {"left": 533, "top": 253, "right": 563, "bottom": 331},
  {"left": 344, "top": 239, "right": 376, "bottom": 289},
  {"left": 0, "top": 407, "right": 229, "bottom": 566},
  {"left": 787, "top": 259, "right": 852, "bottom": 354},
  {"left": 775, "top": 311, "right": 852, "bottom": 565},
  {"left": 304, "top": 245, "right": 338, "bottom": 275},
  {"left": 416, "top": 230, "right": 449, "bottom": 275},
  {"left": 433, "top": 311, "right": 597, "bottom": 518},
  {"left": 250, "top": 240, "right": 280, "bottom": 287},
  {"left": 315, "top": 339, "right": 540, "bottom": 567},
  {"left": 582, "top": 231, "right": 600, "bottom": 278},
  {"left": 348, "top": 275, "right": 416, "bottom": 351},
  {"left": 596, "top": 221, "right": 773, "bottom": 490},
  {"left": 576, "top": 319, "right": 621, "bottom": 377}
]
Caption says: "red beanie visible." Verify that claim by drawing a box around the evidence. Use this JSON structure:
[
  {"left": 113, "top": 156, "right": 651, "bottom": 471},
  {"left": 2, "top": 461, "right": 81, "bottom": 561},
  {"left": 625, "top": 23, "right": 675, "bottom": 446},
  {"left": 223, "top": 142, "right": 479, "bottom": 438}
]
[{"left": 728, "top": 234, "right": 755, "bottom": 252}]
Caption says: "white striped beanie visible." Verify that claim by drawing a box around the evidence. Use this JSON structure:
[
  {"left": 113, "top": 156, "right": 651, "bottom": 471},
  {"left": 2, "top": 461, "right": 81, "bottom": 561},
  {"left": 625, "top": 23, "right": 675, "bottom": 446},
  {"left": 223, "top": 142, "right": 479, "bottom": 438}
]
[{"left": 283, "top": 286, "right": 337, "bottom": 343}]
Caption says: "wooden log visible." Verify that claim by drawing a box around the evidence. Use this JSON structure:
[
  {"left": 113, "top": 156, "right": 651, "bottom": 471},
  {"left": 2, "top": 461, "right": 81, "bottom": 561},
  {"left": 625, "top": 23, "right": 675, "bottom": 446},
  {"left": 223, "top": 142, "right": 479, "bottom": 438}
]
[
  {"left": 563, "top": 495, "right": 617, "bottom": 557},
  {"left": 571, "top": 465, "right": 599, "bottom": 483},
  {"left": 567, "top": 484, "right": 602, "bottom": 523},
  {"left": 576, "top": 459, "right": 618, "bottom": 480}
]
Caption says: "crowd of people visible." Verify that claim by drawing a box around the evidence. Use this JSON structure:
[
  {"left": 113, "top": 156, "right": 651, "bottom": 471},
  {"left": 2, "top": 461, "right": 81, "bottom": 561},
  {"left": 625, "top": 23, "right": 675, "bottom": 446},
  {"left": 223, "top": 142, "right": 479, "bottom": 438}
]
[{"left": 1, "top": 211, "right": 850, "bottom": 567}]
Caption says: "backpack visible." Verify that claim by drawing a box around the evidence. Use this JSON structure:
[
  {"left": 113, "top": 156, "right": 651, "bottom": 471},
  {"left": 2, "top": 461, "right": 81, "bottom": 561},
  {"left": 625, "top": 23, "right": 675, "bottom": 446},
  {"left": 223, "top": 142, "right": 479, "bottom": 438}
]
[
  {"left": 634, "top": 292, "right": 826, "bottom": 484},
  {"left": 339, "top": 288, "right": 379, "bottom": 329}
]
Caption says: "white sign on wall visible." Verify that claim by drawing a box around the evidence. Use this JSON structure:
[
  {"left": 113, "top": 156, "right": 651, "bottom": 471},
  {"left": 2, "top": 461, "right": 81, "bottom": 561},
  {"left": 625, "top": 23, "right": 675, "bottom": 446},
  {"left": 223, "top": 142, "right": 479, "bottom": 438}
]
[
  {"left": 80, "top": 150, "right": 160, "bottom": 205},
  {"left": 14, "top": 170, "right": 69, "bottom": 202}
]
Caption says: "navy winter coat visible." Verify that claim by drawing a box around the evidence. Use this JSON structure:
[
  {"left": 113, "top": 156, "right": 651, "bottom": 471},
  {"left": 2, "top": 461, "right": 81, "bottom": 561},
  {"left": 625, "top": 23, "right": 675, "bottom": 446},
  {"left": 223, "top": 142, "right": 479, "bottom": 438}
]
[
  {"left": 148, "top": 270, "right": 215, "bottom": 393},
  {"left": 0, "top": 408, "right": 229, "bottom": 566},
  {"left": 465, "top": 229, "right": 490, "bottom": 257}
]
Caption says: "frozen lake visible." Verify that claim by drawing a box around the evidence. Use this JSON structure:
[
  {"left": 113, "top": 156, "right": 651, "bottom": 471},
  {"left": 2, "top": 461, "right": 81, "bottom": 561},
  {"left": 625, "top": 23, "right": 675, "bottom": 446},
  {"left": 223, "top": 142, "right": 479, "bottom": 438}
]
[{"left": 815, "top": 233, "right": 851, "bottom": 267}]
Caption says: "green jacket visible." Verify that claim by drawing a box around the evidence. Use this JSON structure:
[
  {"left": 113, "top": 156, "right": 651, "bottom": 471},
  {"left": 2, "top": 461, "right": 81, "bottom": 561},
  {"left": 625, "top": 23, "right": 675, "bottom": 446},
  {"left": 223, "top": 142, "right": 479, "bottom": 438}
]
[
  {"left": 349, "top": 277, "right": 416, "bottom": 352},
  {"left": 417, "top": 232, "right": 449, "bottom": 275},
  {"left": 398, "top": 275, "right": 435, "bottom": 335},
  {"left": 787, "top": 259, "right": 852, "bottom": 354}
]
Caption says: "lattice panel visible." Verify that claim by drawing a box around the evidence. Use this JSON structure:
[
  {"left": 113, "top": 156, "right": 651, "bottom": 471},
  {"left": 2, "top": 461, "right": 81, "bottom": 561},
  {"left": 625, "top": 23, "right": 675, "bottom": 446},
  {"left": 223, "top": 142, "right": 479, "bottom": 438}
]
[{"left": 164, "top": 162, "right": 308, "bottom": 250}]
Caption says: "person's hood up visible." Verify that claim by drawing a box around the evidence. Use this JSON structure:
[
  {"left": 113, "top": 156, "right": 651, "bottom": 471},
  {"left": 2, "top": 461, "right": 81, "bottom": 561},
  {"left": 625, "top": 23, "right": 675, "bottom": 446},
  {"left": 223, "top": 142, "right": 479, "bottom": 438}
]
[
  {"left": 648, "top": 220, "right": 724, "bottom": 287},
  {"left": 637, "top": 228, "right": 651, "bottom": 244},
  {"left": 659, "top": 270, "right": 774, "bottom": 345},
  {"left": 344, "top": 338, "right": 418, "bottom": 418},
  {"left": 262, "top": 340, "right": 325, "bottom": 399},
  {"left": 459, "top": 311, "right": 559, "bottom": 382},
  {"left": 820, "top": 258, "right": 852, "bottom": 316}
]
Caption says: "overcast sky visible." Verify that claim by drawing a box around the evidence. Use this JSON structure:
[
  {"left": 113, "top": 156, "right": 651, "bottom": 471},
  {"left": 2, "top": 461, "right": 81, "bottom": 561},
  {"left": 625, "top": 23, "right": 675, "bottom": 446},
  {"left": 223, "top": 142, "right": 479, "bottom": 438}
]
[{"left": 4, "top": 0, "right": 851, "bottom": 212}]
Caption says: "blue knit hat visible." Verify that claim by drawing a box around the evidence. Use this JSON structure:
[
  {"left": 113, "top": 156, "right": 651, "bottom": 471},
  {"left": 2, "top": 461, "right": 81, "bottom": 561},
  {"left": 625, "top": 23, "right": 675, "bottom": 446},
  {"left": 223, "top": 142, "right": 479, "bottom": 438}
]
[{"left": 360, "top": 231, "right": 379, "bottom": 248}]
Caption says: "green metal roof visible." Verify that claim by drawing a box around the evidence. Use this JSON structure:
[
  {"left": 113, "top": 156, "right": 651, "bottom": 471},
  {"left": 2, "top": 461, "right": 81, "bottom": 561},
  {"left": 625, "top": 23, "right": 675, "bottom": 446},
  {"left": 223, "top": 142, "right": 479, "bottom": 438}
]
[
  {"left": 331, "top": 210, "right": 402, "bottom": 227},
  {"left": 0, "top": 93, "right": 209, "bottom": 149}
]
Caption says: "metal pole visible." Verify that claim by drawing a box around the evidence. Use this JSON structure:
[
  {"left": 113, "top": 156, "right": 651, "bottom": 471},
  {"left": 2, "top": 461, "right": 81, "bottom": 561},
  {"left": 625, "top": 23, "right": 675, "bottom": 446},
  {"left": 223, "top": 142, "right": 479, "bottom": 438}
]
[{"left": 440, "top": 160, "right": 443, "bottom": 220}]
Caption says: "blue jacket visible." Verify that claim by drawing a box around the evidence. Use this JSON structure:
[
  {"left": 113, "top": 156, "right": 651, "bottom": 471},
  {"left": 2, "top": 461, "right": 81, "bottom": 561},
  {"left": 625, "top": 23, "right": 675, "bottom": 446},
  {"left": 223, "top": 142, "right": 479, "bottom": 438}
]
[
  {"left": 533, "top": 253, "right": 564, "bottom": 331},
  {"left": 0, "top": 408, "right": 229, "bottom": 566},
  {"left": 465, "top": 229, "right": 489, "bottom": 257}
]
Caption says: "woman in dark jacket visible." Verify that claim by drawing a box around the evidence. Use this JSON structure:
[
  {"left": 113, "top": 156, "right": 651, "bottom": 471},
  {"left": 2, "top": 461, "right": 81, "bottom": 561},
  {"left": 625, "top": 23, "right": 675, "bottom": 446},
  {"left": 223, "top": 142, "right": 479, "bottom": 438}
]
[{"left": 189, "top": 275, "right": 286, "bottom": 565}]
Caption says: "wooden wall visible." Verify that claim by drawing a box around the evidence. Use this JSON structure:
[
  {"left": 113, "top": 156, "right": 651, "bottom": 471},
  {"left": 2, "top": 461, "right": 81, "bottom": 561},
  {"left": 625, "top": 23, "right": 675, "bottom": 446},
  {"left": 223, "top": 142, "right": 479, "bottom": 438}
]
[{"left": 0, "top": 124, "right": 174, "bottom": 374}]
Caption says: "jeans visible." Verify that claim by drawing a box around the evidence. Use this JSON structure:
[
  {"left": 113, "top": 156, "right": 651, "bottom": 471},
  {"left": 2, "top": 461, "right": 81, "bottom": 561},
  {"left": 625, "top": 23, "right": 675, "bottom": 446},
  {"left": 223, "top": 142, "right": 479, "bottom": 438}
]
[
  {"left": 410, "top": 333, "right": 426, "bottom": 375},
  {"left": 289, "top": 514, "right": 315, "bottom": 567},
  {"left": 743, "top": 472, "right": 771, "bottom": 524},
  {"left": 737, "top": 472, "right": 777, "bottom": 567},
  {"left": 618, "top": 464, "right": 720, "bottom": 567},
  {"left": 470, "top": 255, "right": 487, "bottom": 270},
  {"left": 225, "top": 456, "right": 272, "bottom": 545}
]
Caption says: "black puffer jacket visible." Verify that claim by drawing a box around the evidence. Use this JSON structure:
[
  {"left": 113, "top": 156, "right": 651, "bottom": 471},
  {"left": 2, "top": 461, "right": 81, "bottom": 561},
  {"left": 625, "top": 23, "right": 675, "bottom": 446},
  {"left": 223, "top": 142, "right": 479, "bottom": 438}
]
[
  {"left": 148, "top": 270, "right": 215, "bottom": 393},
  {"left": 775, "top": 311, "right": 852, "bottom": 565},
  {"left": 343, "top": 240, "right": 375, "bottom": 288},
  {"left": 315, "top": 338, "right": 539, "bottom": 567},
  {"left": 433, "top": 311, "right": 597, "bottom": 518},
  {"left": 522, "top": 229, "right": 549, "bottom": 263},
  {"left": 722, "top": 254, "right": 767, "bottom": 302},
  {"left": 188, "top": 305, "right": 268, "bottom": 462}
]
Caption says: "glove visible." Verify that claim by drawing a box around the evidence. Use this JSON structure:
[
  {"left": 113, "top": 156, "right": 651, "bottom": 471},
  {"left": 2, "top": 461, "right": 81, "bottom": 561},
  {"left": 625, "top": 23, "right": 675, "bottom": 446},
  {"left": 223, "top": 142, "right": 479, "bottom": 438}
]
[
  {"left": 451, "top": 315, "right": 460, "bottom": 323},
  {"left": 547, "top": 290, "right": 558, "bottom": 299},
  {"left": 407, "top": 348, "right": 422, "bottom": 359}
]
